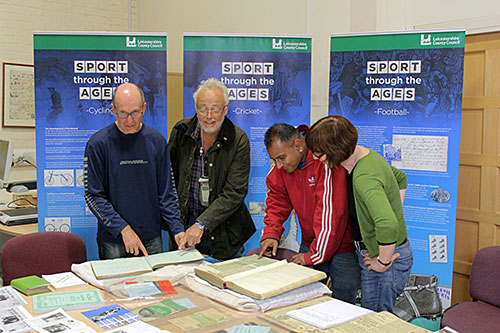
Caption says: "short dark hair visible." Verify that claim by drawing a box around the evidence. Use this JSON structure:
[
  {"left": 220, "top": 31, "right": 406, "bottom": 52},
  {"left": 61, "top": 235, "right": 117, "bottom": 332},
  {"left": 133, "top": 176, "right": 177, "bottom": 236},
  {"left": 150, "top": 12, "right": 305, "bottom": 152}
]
[
  {"left": 264, "top": 123, "right": 299, "bottom": 148},
  {"left": 306, "top": 115, "right": 358, "bottom": 168}
]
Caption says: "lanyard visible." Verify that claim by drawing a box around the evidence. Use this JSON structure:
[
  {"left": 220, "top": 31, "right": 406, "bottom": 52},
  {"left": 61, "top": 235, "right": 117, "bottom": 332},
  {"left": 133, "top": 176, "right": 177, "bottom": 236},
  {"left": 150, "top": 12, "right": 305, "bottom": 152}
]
[{"left": 200, "top": 146, "right": 207, "bottom": 178}]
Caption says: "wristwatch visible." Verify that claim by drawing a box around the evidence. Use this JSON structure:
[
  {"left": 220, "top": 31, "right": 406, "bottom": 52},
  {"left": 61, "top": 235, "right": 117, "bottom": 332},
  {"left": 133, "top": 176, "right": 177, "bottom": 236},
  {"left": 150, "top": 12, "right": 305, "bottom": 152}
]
[
  {"left": 195, "top": 221, "right": 206, "bottom": 230},
  {"left": 377, "top": 256, "right": 392, "bottom": 266}
]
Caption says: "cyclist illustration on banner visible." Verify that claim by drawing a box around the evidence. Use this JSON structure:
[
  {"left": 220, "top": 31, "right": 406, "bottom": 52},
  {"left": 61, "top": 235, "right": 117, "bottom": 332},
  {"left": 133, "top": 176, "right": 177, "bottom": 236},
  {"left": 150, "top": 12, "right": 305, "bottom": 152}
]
[{"left": 44, "top": 169, "right": 74, "bottom": 187}]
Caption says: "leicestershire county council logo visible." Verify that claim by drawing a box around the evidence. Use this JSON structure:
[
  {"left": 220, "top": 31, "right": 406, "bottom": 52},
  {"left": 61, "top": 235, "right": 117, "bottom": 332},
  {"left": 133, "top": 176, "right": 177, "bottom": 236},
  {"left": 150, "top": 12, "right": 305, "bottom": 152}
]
[
  {"left": 126, "top": 37, "right": 137, "bottom": 47},
  {"left": 272, "top": 38, "right": 283, "bottom": 49},
  {"left": 420, "top": 34, "right": 431, "bottom": 46}
]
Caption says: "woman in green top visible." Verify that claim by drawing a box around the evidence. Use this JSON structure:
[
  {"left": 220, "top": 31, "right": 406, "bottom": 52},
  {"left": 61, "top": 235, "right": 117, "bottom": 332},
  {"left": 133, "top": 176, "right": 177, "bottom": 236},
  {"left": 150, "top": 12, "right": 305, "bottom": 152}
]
[{"left": 306, "top": 115, "right": 413, "bottom": 312}]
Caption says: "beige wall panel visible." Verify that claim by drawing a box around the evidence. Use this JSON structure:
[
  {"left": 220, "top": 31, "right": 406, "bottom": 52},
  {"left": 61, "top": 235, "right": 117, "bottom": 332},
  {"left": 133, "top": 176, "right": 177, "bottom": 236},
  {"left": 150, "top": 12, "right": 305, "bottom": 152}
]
[
  {"left": 457, "top": 165, "right": 481, "bottom": 211},
  {"left": 463, "top": 51, "right": 485, "bottom": 97},
  {"left": 452, "top": 272, "right": 471, "bottom": 304},
  {"left": 454, "top": 219, "right": 479, "bottom": 263},
  {"left": 494, "top": 222, "right": 500, "bottom": 244},
  {"left": 496, "top": 108, "right": 500, "bottom": 156},
  {"left": 497, "top": 167, "right": 500, "bottom": 214},
  {"left": 166, "top": 73, "right": 183, "bottom": 137},
  {"left": 460, "top": 109, "right": 483, "bottom": 155}
]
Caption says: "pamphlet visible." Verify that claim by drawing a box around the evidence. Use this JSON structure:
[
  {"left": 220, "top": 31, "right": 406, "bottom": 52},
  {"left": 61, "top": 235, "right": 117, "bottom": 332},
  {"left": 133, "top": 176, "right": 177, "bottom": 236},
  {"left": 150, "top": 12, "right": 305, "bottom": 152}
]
[
  {"left": 0, "top": 286, "right": 28, "bottom": 309},
  {"left": 32, "top": 289, "right": 104, "bottom": 314},
  {"left": 0, "top": 306, "right": 33, "bottom": 333},
  {"left": 133, "top": 299, "right": 187, "bottom": 322},
  {"left": 25, "top": 308, "right": 90, "bottom": 332},
  {"left": 82, "top": 304, "right": 141, "bottom": 329},
  {"left": 286, "top": 298, "right": 372, "bottom": 329},
  {"left": 169, "top": 308, "right": 231, "bottom": 331},
  {"left": 42, "top": 272, "right": 87, "bottom": 289},
  {"left": 106, "top": 320, "right": 165, "bottom": 333},
  {"left": 124, "top": 282, "right": 163, "bottom": 298}
]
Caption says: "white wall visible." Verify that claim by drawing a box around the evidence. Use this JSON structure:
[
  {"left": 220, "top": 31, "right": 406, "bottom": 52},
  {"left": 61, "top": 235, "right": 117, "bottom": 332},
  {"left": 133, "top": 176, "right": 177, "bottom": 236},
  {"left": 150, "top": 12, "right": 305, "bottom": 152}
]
[
  {"left": 137, "top": 0, "right": 500, "bottom": 123},
  {"left": 0, "top": 0, "right": 137, "bottom": 182},
  {"left": 376, "top": 0, "right": 500, "bottom": 32},
  {"left": 137, "top": 0, "right": 350, "bottom": 123}
]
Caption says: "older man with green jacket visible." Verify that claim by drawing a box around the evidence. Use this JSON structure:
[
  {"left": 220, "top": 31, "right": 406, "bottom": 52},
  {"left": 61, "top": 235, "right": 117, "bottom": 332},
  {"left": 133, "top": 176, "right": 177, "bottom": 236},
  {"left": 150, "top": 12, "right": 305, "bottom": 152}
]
[{"left": 169, "top": 78, "right": 255, "bottom": 260}]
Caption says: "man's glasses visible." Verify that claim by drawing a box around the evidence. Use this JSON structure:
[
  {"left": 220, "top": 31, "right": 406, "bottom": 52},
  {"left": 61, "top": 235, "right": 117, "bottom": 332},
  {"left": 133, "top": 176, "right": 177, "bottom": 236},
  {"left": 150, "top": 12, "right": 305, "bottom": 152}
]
[
  {"left": 196, "top": 105, "right": 226, "bottom": 115},
  {"left": 115, "top": 110, "right": 143, "bottom": 119}
]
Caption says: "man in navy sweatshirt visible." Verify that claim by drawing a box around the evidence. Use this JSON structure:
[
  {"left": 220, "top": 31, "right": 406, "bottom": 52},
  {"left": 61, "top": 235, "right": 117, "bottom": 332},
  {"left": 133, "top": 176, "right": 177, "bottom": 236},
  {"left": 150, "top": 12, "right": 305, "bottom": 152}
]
[{"left": 84, "top": 83, "right": 185, "bottom": 259}]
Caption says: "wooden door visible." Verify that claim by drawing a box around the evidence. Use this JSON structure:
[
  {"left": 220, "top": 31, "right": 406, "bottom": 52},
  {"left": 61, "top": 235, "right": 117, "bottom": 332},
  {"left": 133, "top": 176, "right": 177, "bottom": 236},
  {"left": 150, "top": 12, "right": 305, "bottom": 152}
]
[{"left": 453, "top": 31, "right": 500, "bottom": 303}]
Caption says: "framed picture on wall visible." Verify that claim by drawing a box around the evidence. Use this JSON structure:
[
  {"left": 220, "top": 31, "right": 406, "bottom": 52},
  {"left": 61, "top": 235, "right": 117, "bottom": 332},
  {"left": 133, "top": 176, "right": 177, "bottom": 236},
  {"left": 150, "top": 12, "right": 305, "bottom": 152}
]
[{"left": 2, "top": 62, "right": 35, "bottom": 128}]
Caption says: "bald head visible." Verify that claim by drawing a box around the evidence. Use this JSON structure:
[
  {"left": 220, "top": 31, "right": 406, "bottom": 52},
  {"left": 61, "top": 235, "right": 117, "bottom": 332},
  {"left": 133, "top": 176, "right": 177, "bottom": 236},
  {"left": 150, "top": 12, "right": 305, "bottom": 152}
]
[
  {"left": 111, "top": 82, "right": 147, "bottom": 134},
  {"left": 112, "top": 83, "right": 145, "bottom": 107}
]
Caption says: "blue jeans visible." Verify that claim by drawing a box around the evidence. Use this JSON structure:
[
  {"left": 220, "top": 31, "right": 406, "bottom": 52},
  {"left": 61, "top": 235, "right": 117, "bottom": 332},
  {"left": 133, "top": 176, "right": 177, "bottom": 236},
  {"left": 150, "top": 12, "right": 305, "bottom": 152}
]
[
  {"left": 356, "top": 240, "right": 413, "bottom": 312},
  {"left": 98, "top": 236, "right": 163, "bottom": 260},
  {"left": 300, "top": 244, "right": 361, "bottom": 304}
]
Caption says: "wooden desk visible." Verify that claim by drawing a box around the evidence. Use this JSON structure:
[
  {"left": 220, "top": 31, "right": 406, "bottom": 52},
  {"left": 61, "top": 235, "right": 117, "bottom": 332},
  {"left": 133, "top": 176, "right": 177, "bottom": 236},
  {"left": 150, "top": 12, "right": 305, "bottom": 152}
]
[
  {"left": 0, "top": 188, "right": 38, "bottom": 237},
  {"left": 0, "top": 221, "right": 37, "bottom": 236},
  {"left": 16, "top": 283, "right": 287, "bottom": 333}
]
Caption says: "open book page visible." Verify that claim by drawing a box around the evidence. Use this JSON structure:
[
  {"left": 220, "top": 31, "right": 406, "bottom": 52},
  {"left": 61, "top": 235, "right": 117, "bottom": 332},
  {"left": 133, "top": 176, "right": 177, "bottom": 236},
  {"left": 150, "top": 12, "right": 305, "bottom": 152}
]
[
  {"left": 262, "top": 299, "right": 431, "bottom": 332},
  {"left": 145, "top": 248, "right": 204, "bottom": 269},
  {"left": 332, "top": 311, "right": 432, "bottom": 332},
  {"left": 91, "top": 256, "right": 152, "bottom": 279},
  {"left": 194, "top": 255, "right": 277, "bottom": 288},
  {"left": 286, "top": 298, "right": 372, "bottom": 329},
  {"left": 227, "top": 262, "right": 326, "bottom": 299},
  {"left": 225, "top": 260, "right": 286, "bottom": 281}
]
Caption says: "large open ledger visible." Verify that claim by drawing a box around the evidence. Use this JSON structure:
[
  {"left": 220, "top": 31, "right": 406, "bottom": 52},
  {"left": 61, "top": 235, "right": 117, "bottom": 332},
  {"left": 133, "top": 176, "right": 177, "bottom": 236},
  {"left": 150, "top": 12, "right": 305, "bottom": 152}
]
[
  {"left": 194, "top": 255, "right": 326, "bottom": 300},
  {"left": 91, "top": 248, "right": 204, "bottom": 279}
]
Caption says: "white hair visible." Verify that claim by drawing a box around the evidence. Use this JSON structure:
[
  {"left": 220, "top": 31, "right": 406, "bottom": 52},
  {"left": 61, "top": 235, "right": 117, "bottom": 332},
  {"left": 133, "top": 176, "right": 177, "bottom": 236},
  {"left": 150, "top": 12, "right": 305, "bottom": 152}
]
[{"left": 192, "top": 78, "right": 229, "bottom": 105}]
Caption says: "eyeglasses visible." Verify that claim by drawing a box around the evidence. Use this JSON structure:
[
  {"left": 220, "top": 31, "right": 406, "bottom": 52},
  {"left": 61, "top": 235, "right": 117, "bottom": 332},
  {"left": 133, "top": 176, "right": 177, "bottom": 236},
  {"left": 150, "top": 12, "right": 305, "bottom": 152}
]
[
  {"left": 196, "top": 105, "right": 226, "bottom": 115},
  {"left": 313, "top": 152, "right": 325, "bottom": 159},
  {"left": 115, "top": 110, "right": 143, "bottom": 119}
]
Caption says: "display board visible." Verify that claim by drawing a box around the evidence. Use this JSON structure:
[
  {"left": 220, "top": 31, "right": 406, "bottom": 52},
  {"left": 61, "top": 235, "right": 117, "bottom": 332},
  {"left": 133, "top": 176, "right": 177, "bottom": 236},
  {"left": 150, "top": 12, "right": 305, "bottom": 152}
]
[
  {"left": 183, "top": 34, "right": 312, "bottom": 252},
  {"left": 329, "top": 30, "right": 465, "bottom": 308},
  {"left": 34, "top": 32, "right": 169, "bottom": 259}
]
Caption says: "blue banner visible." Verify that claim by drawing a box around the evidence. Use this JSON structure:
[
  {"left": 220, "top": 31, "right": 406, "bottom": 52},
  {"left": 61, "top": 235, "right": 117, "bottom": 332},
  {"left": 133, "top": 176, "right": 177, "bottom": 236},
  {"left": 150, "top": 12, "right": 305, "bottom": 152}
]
[
  {"left": 34, "top": 32, "right": 169, "bottom": 260},
  {"left": 183, "top": 34, "right": 312, "bottom": 252},
  {"left": 329, "top": 30, "right": 465, "bottom": 308}
]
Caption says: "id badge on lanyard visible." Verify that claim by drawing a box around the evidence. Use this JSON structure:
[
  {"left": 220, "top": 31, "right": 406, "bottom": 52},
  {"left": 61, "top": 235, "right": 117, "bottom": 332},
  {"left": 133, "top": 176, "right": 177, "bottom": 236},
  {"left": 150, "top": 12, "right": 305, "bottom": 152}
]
[
  {"left": 199, "top": 146, "right": 209, "bottom": 207},
  {"left": 199, "top": 177, "right": 209, "bottom": 207}
]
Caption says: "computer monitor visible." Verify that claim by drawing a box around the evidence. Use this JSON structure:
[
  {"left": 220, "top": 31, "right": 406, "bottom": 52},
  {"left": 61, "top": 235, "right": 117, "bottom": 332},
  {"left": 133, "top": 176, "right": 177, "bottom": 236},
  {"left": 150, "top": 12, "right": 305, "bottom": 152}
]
[{"left": 0, "top": 139, "right": 14, "bottom": 188}]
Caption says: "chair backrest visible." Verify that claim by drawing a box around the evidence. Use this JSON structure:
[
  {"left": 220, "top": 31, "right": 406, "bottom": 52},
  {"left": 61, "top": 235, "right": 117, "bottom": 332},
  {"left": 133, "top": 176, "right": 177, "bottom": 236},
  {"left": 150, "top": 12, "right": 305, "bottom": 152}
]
[
  {"left": 469, "top": 245, "right": 500, "bottom": 307},
  {"left": 1, "top": 232, "right": 87, "bottom": 285}
]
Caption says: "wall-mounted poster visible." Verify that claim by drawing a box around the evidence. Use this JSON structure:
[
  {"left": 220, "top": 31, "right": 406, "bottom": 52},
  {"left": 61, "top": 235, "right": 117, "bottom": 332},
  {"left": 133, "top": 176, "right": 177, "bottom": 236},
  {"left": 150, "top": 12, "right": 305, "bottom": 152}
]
[{"left": 2, "top": 62, "right": 35, "bottom": 128}]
